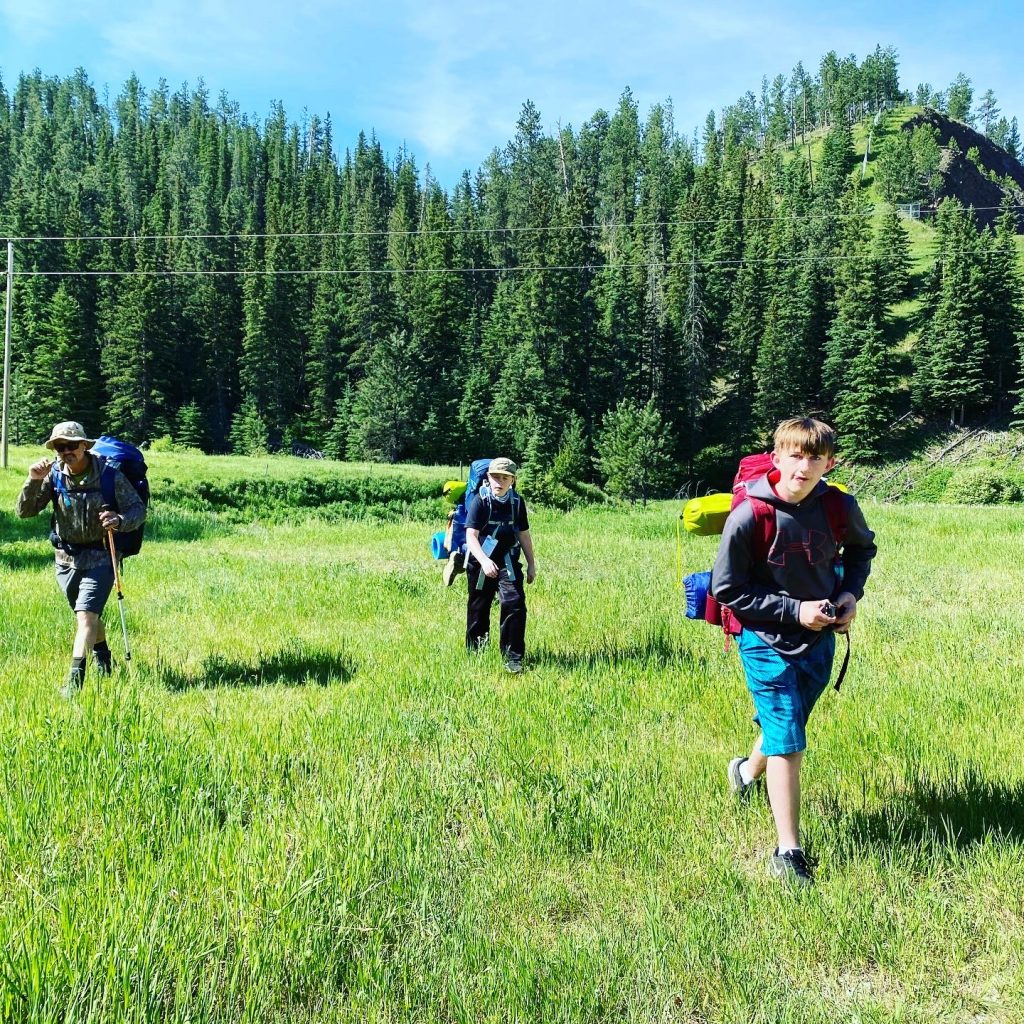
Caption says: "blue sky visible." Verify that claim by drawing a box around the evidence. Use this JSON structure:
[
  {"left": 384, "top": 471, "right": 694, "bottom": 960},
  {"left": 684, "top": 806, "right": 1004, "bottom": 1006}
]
[{"left": 0, "top": 0, "right": 1020, "bottom": 187}]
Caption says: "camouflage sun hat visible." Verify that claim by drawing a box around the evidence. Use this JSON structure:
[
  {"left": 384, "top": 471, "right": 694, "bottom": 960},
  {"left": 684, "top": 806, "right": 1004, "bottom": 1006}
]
[
  {"left": 488, "top": 457, "right": 518, "bottom": 476},
  {"left": 44, "top": 421, "right": 95, "bottom": 450}
]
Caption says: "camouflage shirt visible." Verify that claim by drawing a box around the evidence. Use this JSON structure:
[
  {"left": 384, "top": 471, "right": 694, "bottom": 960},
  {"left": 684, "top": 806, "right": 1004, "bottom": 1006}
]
[{"left": 15, "top": 455, "right": 146, "bottom": 570}]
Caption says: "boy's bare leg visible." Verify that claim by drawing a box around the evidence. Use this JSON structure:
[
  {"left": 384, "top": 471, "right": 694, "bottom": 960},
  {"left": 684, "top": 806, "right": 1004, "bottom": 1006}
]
[
  {"left": 766, "top": 752, "right": 802, "bottom": 850},
  {"left": 746, "top": 734, "right": 767, "bottom": 779}
]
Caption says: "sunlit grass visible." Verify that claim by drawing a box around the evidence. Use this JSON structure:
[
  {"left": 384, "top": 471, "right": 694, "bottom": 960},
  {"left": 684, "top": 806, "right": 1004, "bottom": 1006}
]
[{"left": 2, "top": 453, "right": 1024, "bottom": 1021}]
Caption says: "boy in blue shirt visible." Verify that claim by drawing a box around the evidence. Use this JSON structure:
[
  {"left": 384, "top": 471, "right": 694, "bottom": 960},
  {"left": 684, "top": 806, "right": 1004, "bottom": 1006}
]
[{"left": 711, "top": 418, "right": 876, "bottom": 887}]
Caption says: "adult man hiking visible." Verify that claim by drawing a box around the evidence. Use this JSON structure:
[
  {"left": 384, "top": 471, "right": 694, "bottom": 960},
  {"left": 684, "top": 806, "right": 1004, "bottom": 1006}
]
[{"left": 15, "top": 421, "right": 146, "bottom": 697}]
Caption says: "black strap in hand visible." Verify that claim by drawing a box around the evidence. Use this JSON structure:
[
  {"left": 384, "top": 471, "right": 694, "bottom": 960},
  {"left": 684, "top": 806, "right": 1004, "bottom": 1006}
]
[{"left": 833, "top": 631, "right": 851, "bottom": 692}]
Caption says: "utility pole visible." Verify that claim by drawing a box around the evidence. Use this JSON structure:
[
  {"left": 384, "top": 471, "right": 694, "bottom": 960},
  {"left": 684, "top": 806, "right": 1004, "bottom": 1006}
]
[{"left": 2, "top": 239, "right": 12, "bottom": 469}]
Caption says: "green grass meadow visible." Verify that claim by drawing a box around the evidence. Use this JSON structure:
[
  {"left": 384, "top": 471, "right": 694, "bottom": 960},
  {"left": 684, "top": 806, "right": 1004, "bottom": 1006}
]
[{"left": 2, "top": 449, "right": 1024, "bottom": 1022}]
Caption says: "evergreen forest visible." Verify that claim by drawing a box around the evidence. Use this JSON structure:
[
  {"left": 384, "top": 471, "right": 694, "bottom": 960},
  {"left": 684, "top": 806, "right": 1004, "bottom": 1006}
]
[{"left": 1, "top": 46, "right": 1023, "bottom": 490}]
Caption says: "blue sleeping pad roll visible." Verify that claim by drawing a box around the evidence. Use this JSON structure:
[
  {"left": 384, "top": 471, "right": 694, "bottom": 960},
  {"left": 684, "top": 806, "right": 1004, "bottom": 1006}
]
[
  {"left": 683, "top": 571, "right": 713, "bottom": 620},
  {"left": 431, "top": 532, "right": 448, "bottom": 559}
]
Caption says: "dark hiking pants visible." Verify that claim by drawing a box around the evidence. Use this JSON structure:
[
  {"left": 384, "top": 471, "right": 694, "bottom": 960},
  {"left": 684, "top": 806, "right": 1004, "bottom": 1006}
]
[{"left": 466, "top": 562, "right": 527, "bottom": 660}]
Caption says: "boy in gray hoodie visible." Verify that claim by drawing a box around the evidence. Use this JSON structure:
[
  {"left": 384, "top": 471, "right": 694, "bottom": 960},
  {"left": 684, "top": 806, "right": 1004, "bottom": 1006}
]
[{"left": 711, "top": 417, "right": 876, "bottom": 887}]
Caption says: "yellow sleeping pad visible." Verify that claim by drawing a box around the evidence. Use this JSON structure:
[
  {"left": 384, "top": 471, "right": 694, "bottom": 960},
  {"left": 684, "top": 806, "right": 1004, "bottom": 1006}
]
[
  {"left": 682, "top": 481, "right": 849, "bottom": 536},
  {"left": 442, "top": 480, "right": 467, "bottom": 504},
  {"left": 681, "top": 492, "right": 733, "bottom": 535}
]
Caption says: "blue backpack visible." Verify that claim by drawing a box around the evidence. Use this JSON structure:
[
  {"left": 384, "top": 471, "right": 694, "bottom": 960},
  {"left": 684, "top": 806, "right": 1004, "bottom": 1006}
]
[
  {"left": 50, "top": 436, "right": 150, "bottom": 556},
  {"left": 431, "top": 457, "right": 523, "bottom": 575},
  {"left": 448, "top": 458, "right": 495, "bottom": 559},
  {"left": 450, "top": 459, "right": 522, "bottom": 556}
]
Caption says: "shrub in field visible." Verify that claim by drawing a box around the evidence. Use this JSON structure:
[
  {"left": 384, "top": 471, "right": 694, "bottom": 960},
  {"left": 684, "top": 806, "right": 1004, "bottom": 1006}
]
[
  {"left": 691, "top": 443, "right": 739, "bottom": 493},
  {"left": 159, "top": 473, "right": 448, "bottom": 521},
  {"left": 913, "top": 467, "right": 955, "bottom": 503},
  {"left": 943, "top": 466, "right": 1024, "bottom": 504}
]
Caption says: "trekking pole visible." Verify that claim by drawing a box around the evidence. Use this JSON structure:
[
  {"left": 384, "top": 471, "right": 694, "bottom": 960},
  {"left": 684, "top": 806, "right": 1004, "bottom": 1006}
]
[{"left": 101, "top": 503, "right": 131, "bottom": 662}]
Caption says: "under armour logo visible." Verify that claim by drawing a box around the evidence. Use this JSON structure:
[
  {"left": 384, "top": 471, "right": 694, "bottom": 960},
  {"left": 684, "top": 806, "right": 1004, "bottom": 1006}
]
[{"left": 768, "top": 529, "right": 830, "bottom": 567}]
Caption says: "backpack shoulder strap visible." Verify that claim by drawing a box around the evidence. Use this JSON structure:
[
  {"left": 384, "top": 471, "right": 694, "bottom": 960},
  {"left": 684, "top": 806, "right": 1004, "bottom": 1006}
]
[
  {"left": 822, "top": 486, "right": 849, "bottom": 547},
  {"left": 746, "top": 495, "right": 776, "bottom": 563},
  {"left": 49, "top": 462, "right": 69, "bottom": 507},
  {"left": 96, "top": 455, "right": 119, "bottom": 510}
]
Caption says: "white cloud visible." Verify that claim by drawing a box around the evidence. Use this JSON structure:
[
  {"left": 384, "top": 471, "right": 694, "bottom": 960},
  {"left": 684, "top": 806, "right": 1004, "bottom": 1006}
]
[
  {"left": 366, "top": 0, "right": 783, "bottom": 169},
  {"left": 98, "top": 0, "right": 330, "bottom": 78},
  {"left": 0, "top": 0, "right": 65, "bottom": 40}
]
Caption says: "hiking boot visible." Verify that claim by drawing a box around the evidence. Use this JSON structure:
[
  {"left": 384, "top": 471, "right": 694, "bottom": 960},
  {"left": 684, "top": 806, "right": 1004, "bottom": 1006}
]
[
  {"left": 727, "top": 756, "right": 759, "bottom": 802},
  {"left": 93, "top": 651, "right": 113, "bottom": 676},
  {"left": 443, "top": 551, "right": 465, "bottom": 587},
  {"left": 504, "top": 657, "right": 524, "bottom": 674},
  {"left": 768, "top": 848, "right": 816, "bottom": 889},
  {"left": 61, "top": 668, "right": 85, "bottom": 700}
]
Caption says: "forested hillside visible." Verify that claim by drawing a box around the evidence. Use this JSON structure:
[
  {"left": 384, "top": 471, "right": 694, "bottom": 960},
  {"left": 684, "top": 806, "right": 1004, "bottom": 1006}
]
[{"left": 0, "top": 48, "right": 1022, "bottom": 488}]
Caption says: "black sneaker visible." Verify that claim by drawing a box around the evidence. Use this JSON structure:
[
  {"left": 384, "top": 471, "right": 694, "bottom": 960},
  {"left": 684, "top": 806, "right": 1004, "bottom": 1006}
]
[
  {"left": 727, "top": 756, "right": 760, "bottom": 802},
  {"left": 768, "top": 847, "right": 816, "bottom": 888},
  {"left": 443, "top": 551, "right": 465, "bottom": 587},
  {"left": 504, "top": 657, "right": 524, "bottom": 674},
  {"left": 93, "top": 652, "right": 113, "bottom": 676}
]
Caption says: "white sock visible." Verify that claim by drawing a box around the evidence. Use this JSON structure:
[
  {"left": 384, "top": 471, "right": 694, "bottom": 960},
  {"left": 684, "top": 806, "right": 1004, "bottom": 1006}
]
[
  {"left": 739, "top": 761, "right": 755, "bottom": 785},
  {"left": 777, "top": 846, "right": 802, "bottom": 856}
]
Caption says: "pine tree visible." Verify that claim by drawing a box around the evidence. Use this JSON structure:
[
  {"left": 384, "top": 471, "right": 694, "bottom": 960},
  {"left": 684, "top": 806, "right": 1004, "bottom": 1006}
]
[
  {"left": 320, "top": 387, "right": 352, "bottom": 461},
  {"left": 833, "top": 323, "right": 899, "bottom": 461},
  {"left": 229, "top": 395, "right": 269, "bottom": 455},
  {"left": 20, "top": 284, "right": 100, "bottom": 440},
  {"left": 829, "top": 201, "right": 900, "bottom": 463},
  {"left": 913, "top": 200, "right": 987, "bottom": 424},
  {"left": 977, "top": 89, "right": 999, "bottom": 135},
  {"left": 595, "top": 398, "right": 673, "bottom": 504},
  {"left": 1006, "top": 117, "right": 1020, "bottom": 160},
  {"left": 981, "top": 203, "right": 1024, "bottom": 412},
  {"left": 551, "top": 411, "right": 589, "bottom": 485},
  {"left": 910, "top": 124, "right": 943, "bottom": 202},
  {"left": 873, "top": 204, "right": 911, "bottom": 308},
  {"left": 946, "top": 73, "right": 974, "bottom": 124},
  {"left": 816, "top": 121, "right": 854, "bottom": 201},
  {"left": 720, "top": 181, "right": 772, "bottom": 449},
  {"left": 347, "top": 330, "right": 419, "bottom": 462},
  {"left": 175, "top": 401, "right": 208, "bottom": 450},
  {"left": 823, "top": 189, "right": 877, "bottom": 404},
  {"left": 875, "top": 132, "right": 917, "bottom": 203},
  {"left": 752, "top": 172, "right": 823, "bottom": 432}
]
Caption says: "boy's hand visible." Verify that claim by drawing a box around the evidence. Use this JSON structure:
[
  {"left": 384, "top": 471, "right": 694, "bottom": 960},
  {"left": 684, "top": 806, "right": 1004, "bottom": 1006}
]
[
  {"left": 833, "top": 592, "right": 857, "bottom": 633},
  {"left": 526, "top": 563, "right": 536, "bottom": 584},
  {"left": 799, "top": 600, "right": 837, "bottom": 631},
  {"left": 481, "top": 557, "right": 499, "bottom": 579}
]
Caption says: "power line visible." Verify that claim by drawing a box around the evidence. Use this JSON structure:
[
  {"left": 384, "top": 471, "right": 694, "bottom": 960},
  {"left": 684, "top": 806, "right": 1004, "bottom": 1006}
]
[
  {"left": 6, "top": 204, "right": 1024, "bottom": 244},
  {"left": 12, "top": 246, "right": 1017, "bottom": 278}
]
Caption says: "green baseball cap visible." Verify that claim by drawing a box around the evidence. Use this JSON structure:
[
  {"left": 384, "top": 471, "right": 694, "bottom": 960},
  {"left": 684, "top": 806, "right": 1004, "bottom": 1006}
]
[{"left": 487, "top": 457, "right": 518, "bottom": 476}]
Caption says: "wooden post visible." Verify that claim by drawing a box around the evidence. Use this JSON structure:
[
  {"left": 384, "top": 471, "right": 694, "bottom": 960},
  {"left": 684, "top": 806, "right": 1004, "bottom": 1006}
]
[{"left": 1, "top": 240, "right": 12, "bottom": 469}]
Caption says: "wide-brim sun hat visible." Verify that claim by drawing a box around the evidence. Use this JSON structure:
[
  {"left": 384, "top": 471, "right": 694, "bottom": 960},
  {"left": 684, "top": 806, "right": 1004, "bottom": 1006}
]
[{"left": 44, "top": 421, "right": 95, "bottom": 450}]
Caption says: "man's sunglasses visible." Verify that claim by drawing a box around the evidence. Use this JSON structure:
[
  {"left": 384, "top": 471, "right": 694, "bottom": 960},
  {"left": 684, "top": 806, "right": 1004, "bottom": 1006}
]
[{"left": 54, "top": 442, "right": 82, "bottom": 454}]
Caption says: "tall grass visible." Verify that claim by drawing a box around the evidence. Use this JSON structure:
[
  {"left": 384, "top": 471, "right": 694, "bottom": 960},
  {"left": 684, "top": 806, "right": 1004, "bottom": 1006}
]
[{"left": 1, "top": 450, "right": 1023, "bottom": 1021}]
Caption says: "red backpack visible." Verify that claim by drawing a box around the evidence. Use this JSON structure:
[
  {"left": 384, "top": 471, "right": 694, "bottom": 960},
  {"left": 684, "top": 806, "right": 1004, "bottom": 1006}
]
[{"left": 702, "top": 453, "right": 850, "bottom": 638}]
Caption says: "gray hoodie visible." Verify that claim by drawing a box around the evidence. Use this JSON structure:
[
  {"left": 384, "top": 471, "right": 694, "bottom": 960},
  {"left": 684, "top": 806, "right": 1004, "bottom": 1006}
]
[{"left": 711, "top": 473, "right": 876, "bottom": 655}]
